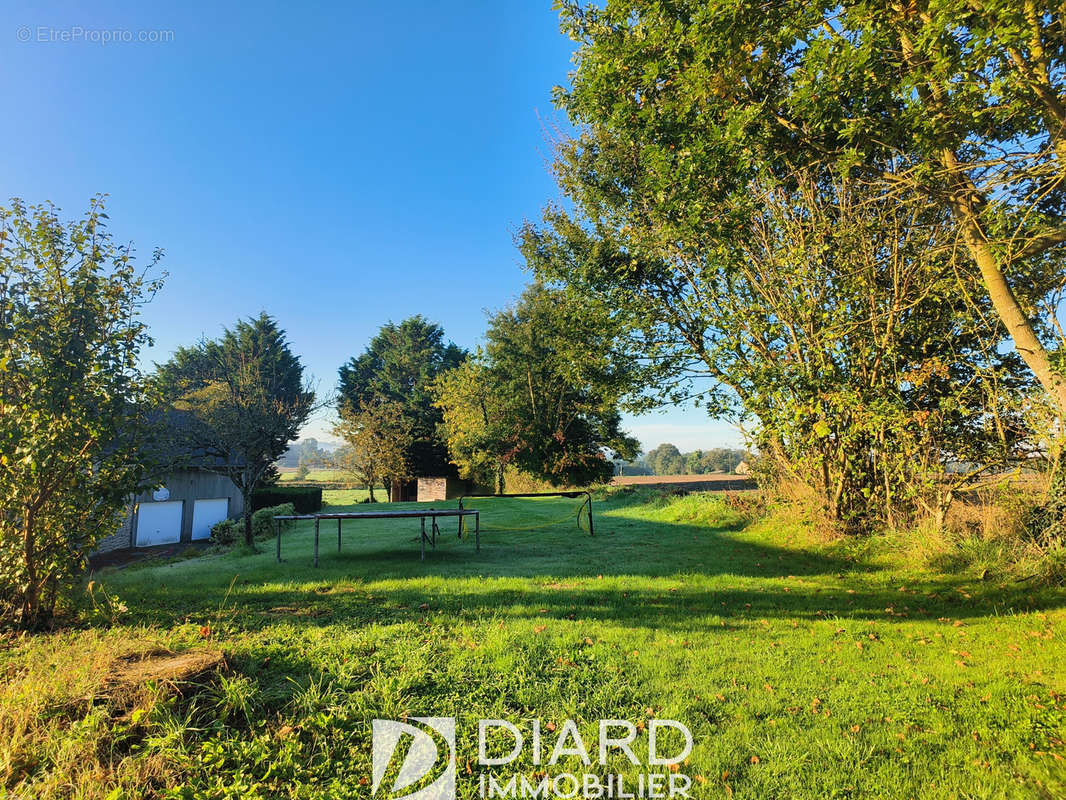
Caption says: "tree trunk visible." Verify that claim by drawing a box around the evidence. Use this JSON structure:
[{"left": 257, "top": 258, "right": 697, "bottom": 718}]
[
  {"left": 21, "top": 506, "right": 39, "bottom": 626},
  {"left": 242, "top": 489, "right": 254, "bottom": 546},
  {"left": 942, "top": 151, "right": 1066, "bottom": 418},
  {"left": 496, "top": 463, "right": 505, "bottom": 495},
  {"left": 367, "top": 482, "right": 376, "bottom": 502}
]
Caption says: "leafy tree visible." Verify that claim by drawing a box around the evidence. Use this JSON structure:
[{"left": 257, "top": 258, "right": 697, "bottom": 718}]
[
  {"left": 432, "top": 358, "right": 514, "bottom": 493},
  {"left": 0, "top": 197, "right": 163, "bottom": 626},
  {"left": 527, "top": 154, "right": 1028, "bottom": 526},
  {"left": 551, "top": 0, "right": 1066, "bottom": 436},
  {"left": 332, "top": 398, "right": 413, "bottom": 502},
  {"left": 338, "top": 317, "right": 466, "bottom": 477},
  {"left": 436, "top": 284, "right": 639, "bottom": 488},
  {"left": 645, "top": 444, "right": 684, "bottom": 476},
  {"left": 156, "top": 314, "right": 314, "bottom": 545}
]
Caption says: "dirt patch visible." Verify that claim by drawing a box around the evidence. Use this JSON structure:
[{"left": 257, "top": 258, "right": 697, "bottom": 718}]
[
  {"left": 610, "top": 474, "right": 755, "bottom": 491},
  {"left": 88, "top": 542, "right": 212, "bottom": 571},
  {"left": 102, "top": 648, "right": 226, "bottom": 698}
]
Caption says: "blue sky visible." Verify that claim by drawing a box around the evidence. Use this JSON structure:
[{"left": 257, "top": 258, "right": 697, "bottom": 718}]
[{"left": 1, "top": 0, "right": 742, "bottom": 453}]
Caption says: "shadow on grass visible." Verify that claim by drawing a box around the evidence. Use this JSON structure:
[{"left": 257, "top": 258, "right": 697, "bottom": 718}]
[{"left": 98, "top": 501, "right": 1064, "bottom": 632}]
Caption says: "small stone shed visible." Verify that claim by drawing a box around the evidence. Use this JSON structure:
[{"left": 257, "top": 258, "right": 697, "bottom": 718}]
[{"left": 416, "top": 477, "right": 472, "bottom": 502}]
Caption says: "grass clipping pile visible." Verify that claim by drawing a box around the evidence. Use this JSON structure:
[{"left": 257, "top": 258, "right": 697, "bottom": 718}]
[
  {"left": 101, "top": 648, "right": 227, "bottom": 705},
  {"left": 1, "top": 635, "right": 227, "bottom": 798}
]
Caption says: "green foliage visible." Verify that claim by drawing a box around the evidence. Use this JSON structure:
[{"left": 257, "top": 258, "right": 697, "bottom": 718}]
[
  {"left": 644, "top": 443, "right": 683, "bottom": 475},
  {"left": 209, "top": 518, "right": 241, "bottom": 546},
  {"left": 337, "top": 316, "right": 466, "bottom": 477},
  {"left": 432, "top": 359, "right": 514, "bottom": 492},
  {"left": 542, "top": 1, "right": 1066, "bottom": 500},
  {"left": 332, "top": 398, "right": 414, "bottom": 501},
  {"left": 251, "top": 503, "right": 295, "bottom": 541},
  {"left": 0, "top": 197, "right": 163, "bottom": 626},
  {"left": 642, "top": 445, "right": 748, "bottom": 476},
  {"left": 250, "top": 486, "right": 322, "bottom": 514},
  {"left": 526, "top": 64, "right": 1035, "bottom": 529},
  {"left": 155, "top": 313, "right": 315, "bottom": 545},
  {"left": 435, "top": 283, "right": 639, "bottom": 489},
  {"left": 7, "top": 490, "right": 1064, "bottom": 798}
]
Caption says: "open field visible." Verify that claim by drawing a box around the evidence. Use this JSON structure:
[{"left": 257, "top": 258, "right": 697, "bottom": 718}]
[
  {"left": 276, "top": 468, "right": 353, "bottom": 484},
  {"left": 3, "top": 489, "right": 1064, "bottom": 799},
  {"left": 611, "top": 474, "right": 755, "bottom": 491}
]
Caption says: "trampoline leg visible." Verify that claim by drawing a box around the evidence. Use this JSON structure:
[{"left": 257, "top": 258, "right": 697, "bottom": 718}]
[
  {"left": 275, "top": 519, "right": 281, "bottom": 562},
  {"left": 587, "top": 496, "right": 594, "bottom": 536},
  {"left": 475, "top": 511, "right": 480, "bottom": 553},
  {"left": 337, "top": 518, "right": 342, "bottom": 552},
  {"left": 432, "top": 517, "right": 439, "bottom": 547},
  {"left": 457, "top": 500, "right": 463, "bottom": 538},
  {"left": 420, "top": 517, "right": 426, "bottom": 560},
  {"left": 313, "top": 517, "right": 320, "bottom": 567}
]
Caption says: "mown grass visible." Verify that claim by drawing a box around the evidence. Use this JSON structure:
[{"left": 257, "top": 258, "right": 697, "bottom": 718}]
[
  {"left": 2, "top": 490, "right": 1064, "bottom": 799},
  {"left": 276, "top": 469, "right": 377, "bottom": 486}
]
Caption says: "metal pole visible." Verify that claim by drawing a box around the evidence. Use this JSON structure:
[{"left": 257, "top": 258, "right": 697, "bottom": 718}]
[
  {"left": 420, "top": 516, "right": 426, "bottom": 561},
  {"left": 457, "top": 498, "right": 463, "bottom": 537},
  {"left": 313, "top": 516, "right": 320, "bottom": 567},
  {"left": 337, "top": 518, "right": 342, "bottom": 552},
  {"left": 475, "top": 511, "right": 480, "bottom": 553},
  {"left": 275, "top": 519, "right": 281, "bottom": 562},
  {"left": 586, "top": 494, "right": 594, "bottom": 537}
]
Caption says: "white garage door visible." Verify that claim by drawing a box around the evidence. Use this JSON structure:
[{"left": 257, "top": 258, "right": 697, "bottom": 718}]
[
  {"left": 191, "top": 498, "right": 229, "bottom": 541},
  {"left": 135, "top": 501, "right": 183, "bottom": 547}
]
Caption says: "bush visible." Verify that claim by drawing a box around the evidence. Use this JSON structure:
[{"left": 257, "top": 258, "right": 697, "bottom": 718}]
[
  {"left": 210, "top": 518, "right": 241, "bottom": 546},
  {"left": 251, "top": 486, "right": 322, "bottom": 514},
  {"left": 252, "top": 503, "right": 296, "bottom": 540},
  {"left": 211, "top": 503, "right": 297, "bottom": 546}
]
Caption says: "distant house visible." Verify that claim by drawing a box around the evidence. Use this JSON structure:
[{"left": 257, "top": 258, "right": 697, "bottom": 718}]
[
  {"left": 94, "top": 412, "right": 245, "bottom": 554},
  {"left": 734, "top": 460, "right": 751, "bottom": 476}
]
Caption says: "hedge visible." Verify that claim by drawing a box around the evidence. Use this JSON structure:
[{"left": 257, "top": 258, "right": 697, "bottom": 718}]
[{"left": 251, "top": 486, "right": 322, "bottom": 514}]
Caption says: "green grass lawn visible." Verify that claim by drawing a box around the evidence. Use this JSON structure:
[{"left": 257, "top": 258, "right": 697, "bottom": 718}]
[
  {"left": 276, "top": 469, "right": 372, "bottom": 485},
  {"left": 4, "top": 490, "right": 1065, "bottom": 799}
]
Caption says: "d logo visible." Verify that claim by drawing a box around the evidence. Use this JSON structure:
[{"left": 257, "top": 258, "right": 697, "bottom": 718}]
[{"left": 372, "top": 717, "right": 456, "bottom": 800}]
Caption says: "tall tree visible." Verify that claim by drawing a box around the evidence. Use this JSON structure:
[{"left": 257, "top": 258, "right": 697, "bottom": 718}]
[
  {"left": 551, "top": 0, "right": 1066, "bottom": 441},
  {"left": 435, "top": 284, "right": 640, "bottom": 488},
  {"left": 526, "top": 161, "right": 1029, "bottom": 528},
  {"left": 332, "top": 398, "right": 414, "bottom": 502},
  {"left": 338, "top": 316, "right": 466, "bottom": 478},
  {"left": 433, "top": 358, "right": 517, "bottom": 493},
  {"left": 156, "top": 314, "right": 314, "bottom": 545},
  {"left": 0, "top": 197, "right": 163, "bottom": 626}
]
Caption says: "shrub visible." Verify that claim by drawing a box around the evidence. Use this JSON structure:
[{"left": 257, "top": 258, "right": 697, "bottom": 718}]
[
  {"left": 252, "top": 503, "right": 296, "bottom": 540},
  {"left": 251, "top": 486, "right": 322, "bottom": 514},
  {"left": 210, "top": 519, "right": 241, "bottom": 546}
]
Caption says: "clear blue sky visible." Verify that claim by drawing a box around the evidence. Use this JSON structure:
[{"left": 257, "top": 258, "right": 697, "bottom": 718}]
[{"left": 1, "top": 0, "right": 742, "bottom": 453}]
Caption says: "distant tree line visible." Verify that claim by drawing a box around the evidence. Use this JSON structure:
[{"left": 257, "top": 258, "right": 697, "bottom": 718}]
[
  {"left": 641, "top": 444, "right": 748, "bottom": 477},
  {"left": 277, "top": 438, "right": 331, "bottom": 470}
]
